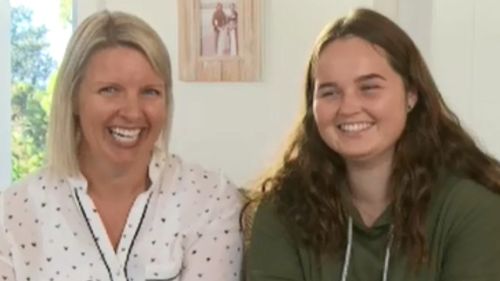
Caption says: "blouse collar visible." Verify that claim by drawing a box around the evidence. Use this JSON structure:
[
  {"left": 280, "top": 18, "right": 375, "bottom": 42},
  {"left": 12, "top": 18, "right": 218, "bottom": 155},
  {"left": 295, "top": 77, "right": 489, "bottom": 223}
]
[{"left": 66, "top": 147, "right": 168, "bottom": 194}]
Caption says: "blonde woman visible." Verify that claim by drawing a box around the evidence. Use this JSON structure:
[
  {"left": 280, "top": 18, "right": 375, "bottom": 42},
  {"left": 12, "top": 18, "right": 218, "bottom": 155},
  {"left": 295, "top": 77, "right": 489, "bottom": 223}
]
[{"left": 0, "top": 10, "right": 243, "bottom": 281}]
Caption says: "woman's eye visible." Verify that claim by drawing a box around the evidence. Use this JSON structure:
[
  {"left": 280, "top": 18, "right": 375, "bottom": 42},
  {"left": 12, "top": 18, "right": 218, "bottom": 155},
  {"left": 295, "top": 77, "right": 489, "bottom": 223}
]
[
  {"left": 360, "top": 84, "right": 380, "bottom": 92},
  {"left": 143, "top": 89, "right": 161, "bottom": 97},
  {"left": 99, "top": 86, "right": 118, "bottom": 96},
  {"left": 316, "top": 88, "right": 340, "bottom": 98}
]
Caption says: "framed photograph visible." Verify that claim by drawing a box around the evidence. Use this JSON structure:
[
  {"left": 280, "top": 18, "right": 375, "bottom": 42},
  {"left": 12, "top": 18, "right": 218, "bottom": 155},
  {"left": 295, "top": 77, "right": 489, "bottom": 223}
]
[{"left": 178, "top": 0, "right": 261, "bottom": 82}]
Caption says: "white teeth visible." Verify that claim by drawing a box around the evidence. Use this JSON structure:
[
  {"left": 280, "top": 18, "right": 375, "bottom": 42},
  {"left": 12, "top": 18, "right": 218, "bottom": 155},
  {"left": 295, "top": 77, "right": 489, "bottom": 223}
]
[
  {"left": 338, "top": 122, "right": 372, "bottom": 132},
  {"left": 110, "top": 127, "right": 141, "bottom": 143}
]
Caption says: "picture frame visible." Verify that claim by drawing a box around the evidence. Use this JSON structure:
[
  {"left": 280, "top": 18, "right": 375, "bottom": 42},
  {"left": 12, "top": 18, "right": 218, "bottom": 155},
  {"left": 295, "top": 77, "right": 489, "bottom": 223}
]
[{"left": 178, "top": 0, "right": 261, "bottom": 82}]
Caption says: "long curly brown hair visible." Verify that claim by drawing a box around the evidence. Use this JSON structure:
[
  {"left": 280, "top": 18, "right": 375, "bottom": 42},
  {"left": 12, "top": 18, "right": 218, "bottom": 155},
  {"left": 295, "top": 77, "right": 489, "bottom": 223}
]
[{"left": 248, "top": 8, "right": 500, "bottom": 265}]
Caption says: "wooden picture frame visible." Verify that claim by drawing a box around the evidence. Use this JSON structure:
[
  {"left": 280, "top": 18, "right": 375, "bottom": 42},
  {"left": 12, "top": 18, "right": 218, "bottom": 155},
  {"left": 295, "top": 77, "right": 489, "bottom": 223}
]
[{"left": 178, "top": 0, "right": 261, "bottom": 82}]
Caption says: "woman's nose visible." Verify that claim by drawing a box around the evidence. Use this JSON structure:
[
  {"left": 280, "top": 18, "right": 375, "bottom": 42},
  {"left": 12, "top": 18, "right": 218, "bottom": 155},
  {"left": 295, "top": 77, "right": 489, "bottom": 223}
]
[
  {"left": 118, "top": 93, "right": 142, "bottom": 120},
  {"left": 338, "top": 90, "right": 362, "bottom": 115}
]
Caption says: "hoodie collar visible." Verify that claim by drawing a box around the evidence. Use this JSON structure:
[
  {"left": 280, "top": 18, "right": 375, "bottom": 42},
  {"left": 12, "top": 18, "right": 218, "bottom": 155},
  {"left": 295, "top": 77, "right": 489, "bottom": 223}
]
[{"left": 339, "top": 183, "right": 393, "bottom": 233}]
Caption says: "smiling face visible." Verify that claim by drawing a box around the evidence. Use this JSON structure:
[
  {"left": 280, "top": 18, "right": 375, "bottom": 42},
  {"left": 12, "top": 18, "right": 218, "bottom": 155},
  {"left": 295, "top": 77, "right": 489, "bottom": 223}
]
[
  {"left": 312, "top": 36, "right": 417, "bottom": 166},
  {"left": 76, "top": 46, "right": 166, "bottom": 169}
]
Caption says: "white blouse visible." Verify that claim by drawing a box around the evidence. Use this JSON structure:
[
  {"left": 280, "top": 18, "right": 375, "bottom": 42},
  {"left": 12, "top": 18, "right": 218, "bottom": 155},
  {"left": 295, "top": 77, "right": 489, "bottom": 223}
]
[{"left": 0, "top": 152, "right": 244, "bottom": 281}]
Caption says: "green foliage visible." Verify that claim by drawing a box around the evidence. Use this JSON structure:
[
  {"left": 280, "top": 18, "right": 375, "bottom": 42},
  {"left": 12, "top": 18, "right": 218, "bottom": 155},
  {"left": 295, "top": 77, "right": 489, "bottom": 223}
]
[
  {"left": 10, "top": 6, "right": 55, "bottom": 181},
  {"left": 11, "top": 6, "right": 55, "bottom": 89},
  {"left": 59, "top": 0, "right": 72, "bottom": 28}
]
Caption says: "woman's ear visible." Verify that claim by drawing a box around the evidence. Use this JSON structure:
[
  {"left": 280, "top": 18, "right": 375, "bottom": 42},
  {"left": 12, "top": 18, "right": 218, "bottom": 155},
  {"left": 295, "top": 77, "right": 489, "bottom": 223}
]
[{"left": 407, "top": 90, "right": 418, "bottom": 112}]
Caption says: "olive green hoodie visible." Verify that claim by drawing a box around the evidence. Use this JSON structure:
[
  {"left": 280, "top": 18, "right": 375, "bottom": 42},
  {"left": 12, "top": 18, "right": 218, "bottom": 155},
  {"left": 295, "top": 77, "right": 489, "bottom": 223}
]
[{"left": 246, "top": 173, "right": 500, "bottom": 281}]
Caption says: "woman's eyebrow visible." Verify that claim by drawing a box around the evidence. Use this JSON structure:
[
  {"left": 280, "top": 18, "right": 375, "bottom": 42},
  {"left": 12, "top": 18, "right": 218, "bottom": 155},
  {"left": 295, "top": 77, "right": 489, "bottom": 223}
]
[{"left": 355, "top": 73, "right": 386, "bottom": 83}]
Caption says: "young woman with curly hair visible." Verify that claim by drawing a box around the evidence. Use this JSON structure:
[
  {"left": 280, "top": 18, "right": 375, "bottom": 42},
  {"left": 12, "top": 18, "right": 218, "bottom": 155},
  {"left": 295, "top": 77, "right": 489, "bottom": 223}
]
[{"left": 245, "top": 7, "right": 500, "bottom": 281}]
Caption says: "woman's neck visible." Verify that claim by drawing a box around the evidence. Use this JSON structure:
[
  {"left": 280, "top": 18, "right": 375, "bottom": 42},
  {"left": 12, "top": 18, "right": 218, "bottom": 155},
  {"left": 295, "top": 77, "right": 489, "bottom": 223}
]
[
  {"left": 78, "top": 153, "right": 149, "bottom": 200},
  {"left": 346, "top": 153, "right": 394, "bottom": 227}
]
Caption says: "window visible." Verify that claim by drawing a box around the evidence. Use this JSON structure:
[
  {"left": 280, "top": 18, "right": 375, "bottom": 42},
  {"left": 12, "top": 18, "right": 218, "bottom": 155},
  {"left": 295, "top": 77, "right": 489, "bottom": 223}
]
[
  {"left": 0, "top": 0, "right": 11, "bottom": 187},
  {"left": 9, "top": 0, "right": 73, "bottom": 182}
]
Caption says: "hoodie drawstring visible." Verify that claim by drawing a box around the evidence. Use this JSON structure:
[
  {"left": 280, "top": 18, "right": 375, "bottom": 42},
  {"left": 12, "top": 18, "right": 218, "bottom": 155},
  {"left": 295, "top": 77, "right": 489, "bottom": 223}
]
[{"left": 340, "top": 217, "right": 394, "bottom": 281}]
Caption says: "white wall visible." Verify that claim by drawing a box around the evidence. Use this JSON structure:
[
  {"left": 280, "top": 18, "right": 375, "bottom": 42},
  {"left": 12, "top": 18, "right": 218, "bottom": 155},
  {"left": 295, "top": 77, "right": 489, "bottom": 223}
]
[
  {"left": 397, "top": 0, "right": 433, "bottom": 62},
  {"left": 73, "top": 0, "right": 500, "bottom": 186},
  {"left": 0, "top": 0, "right": 12, "bottom": 187},
  {"left": 76, "top": 0, "right": 375, "bottom": 186},
  {"left": 399, "top": 0, "right": 500, "bottom": 158},
  {"left": 430, "top": 0, "right": 500, "bottom": 158},
  {"left": 0, "top": 0, "right": 496, "bottom": 187}
]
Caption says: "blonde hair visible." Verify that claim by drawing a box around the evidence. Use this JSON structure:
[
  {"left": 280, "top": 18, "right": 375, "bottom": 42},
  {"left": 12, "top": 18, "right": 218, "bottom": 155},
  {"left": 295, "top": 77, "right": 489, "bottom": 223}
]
[{"left": 46, "top": 10, "right": 173, "bottom": 178}]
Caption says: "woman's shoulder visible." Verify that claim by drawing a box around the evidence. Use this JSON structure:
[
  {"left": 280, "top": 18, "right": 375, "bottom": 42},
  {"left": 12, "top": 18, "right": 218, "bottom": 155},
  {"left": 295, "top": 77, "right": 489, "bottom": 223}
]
[
  {"left": 246, "top": 194, "right": 290, "bottom": 238},
  {"left": 166, "top": 154, "right": 225, "bottom": 180},
  {"left": 158, "top": 153, "right": 244, "bottom": 215},
  {"left": 426, "top": 172, "right": 500, "bottom": 279},
  {"left": 0, "top": 168, "right": 58, "bottom": 231},
  {"left": 435, "top": 172, "right": 500, "bottom": 203},
  {"left": 161, "top": 153, "right": 242, "bottom": 196},
  {"left": 253, "top": 195, "right": 278, "bottom": 217},
  {"left": 154, "top": 154, "right": 245, "bottom": 242},
  {"left": 0, "top": 168, "right": 52, "bottom": 201},
  {"left": 430, "top": 172, "right": 500, "bottom": 221}
]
